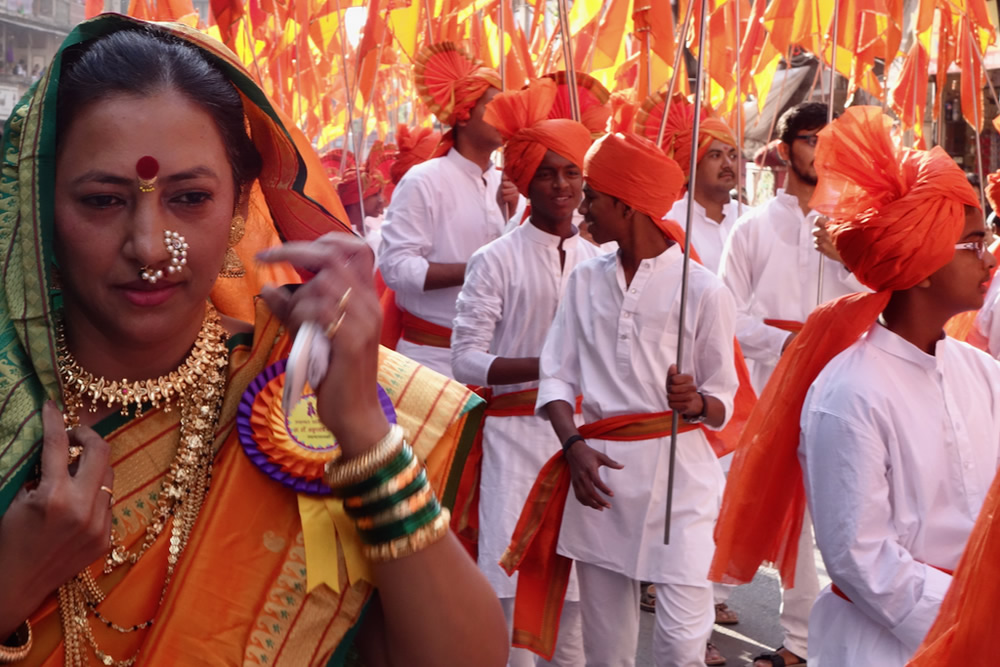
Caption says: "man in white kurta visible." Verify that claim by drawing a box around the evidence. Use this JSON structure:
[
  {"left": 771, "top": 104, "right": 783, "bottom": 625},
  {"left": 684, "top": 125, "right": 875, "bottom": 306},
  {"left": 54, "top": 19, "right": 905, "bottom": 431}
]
[
  {"left": 800, "top": 324, "right": 1000, "bottom": 664},
  {"left": 535, "top": 132, "right": 739, "bottom": 666},
  {"left": 451, "top": 81, "right": 600, "bottom": 666},
  {"left": 378, "top": 43, "right": 507, "bottom": 377},
  {"left": 717, "top": 103, "right": 868, "bottom": 667}
]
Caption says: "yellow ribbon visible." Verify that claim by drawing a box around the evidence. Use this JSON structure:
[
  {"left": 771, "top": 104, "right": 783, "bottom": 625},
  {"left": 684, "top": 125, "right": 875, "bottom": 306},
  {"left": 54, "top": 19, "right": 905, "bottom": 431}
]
[{"left": 298, "top": 494, "right": 373, "bottom": 594}]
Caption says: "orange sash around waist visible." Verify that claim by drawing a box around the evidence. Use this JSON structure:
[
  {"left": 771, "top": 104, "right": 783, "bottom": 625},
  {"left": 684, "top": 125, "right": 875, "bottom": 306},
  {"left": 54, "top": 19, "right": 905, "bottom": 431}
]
[
  {"left": 400, "top": 311, "right": 453, "bottom": 348},
  {"left": 484, "top": 389, "right": 583, "bottom": 418},
  {"left": 764, "top": 318, "right": 805, "bottom": 334},
  {"left": 831, "top": 563, "right": 953, "bottom": 605},
  {"left": 498, "top": 412, "right": 699, "bottom": 659}
]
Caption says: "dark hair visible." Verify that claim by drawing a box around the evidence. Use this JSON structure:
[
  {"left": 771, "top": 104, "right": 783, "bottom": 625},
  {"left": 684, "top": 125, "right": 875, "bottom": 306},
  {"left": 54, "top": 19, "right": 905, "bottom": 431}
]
[
  {"left": 777, "top": 102, "right": 831, "bottom": 146},
  {"left": 56, "top": 28, "right": 262, "bottom": 195}
]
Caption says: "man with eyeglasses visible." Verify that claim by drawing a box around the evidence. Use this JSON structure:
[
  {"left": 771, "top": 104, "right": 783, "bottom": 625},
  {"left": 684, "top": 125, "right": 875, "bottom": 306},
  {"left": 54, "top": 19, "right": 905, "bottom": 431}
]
[{"left": 717, "top": 102, "right": 868, "bottom": 667}]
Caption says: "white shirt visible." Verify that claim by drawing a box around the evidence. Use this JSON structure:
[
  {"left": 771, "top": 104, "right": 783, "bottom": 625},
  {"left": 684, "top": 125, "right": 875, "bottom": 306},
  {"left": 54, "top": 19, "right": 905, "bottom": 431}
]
[
  {"left": 666, "top": 197, "right": 741, "bottom": 274},
  {"left": 800, "top": 324, "right": 1000, "bottom": 664},
  {"left": 452, "top": 221, "right": 603, "bottom": 392},
  {"left": 451, "top": 220, "right": 600, "bottom": 598},
  {"left": 719, "top": 189, "right": 867, "bottom": 391},
  {"left": 378, "top": 148, "right": 506, "bottom": 374},
  {"left": 537, "top": 245, "right": 739, "bottom": 582},
  {"left": 973, "top": 277, "right": 1000, "bottom": 356}
]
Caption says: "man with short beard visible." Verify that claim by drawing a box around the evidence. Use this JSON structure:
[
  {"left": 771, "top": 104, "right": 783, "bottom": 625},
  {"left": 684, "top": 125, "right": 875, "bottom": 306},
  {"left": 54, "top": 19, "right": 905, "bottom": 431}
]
[
  {"left": 662, "top": 97, "right": 742, "bottom": 274},
  {"left": 716, "top": 102, "right": 866, "bottom": 667}
]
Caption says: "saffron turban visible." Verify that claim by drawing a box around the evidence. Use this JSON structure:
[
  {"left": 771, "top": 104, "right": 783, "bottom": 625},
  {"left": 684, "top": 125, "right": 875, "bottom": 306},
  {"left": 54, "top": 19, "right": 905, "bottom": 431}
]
[
  {"left": 987, "top": 170, "right": 1000, "bottom": 213},
  {"left": 335, "top": 168, "right": 383, "bottom": 207},
  {"left": 583, "top": 132, "right": 685, "bottom": 227},
  {"left": 390, "top": 125, "right": 442, "bottom": 185},
  {"left": 414, "top": 42, "right": 500, "bottom": 127},
  {"left": 637, "top": 91, "right": 737, "bottom": 183},
  {"left": 710, "top": 106, "right": 980, "bottom": 588},
  {"left": 483, "top": 78, "right": 592, "bottom": 196}
]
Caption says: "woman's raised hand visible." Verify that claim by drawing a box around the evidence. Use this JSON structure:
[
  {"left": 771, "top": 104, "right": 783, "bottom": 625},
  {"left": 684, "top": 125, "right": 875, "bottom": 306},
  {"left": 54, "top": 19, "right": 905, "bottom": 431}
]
[{"left": 258, "top": 234, "right": 390, "bottom": 459}]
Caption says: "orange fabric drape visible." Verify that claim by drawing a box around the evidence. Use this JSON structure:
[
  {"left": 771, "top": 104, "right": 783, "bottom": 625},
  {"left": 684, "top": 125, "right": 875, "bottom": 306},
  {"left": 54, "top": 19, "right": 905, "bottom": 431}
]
[
  {"left": 710, "top": 107, "right": 981, "bottom": 587},
  {"left": 500, "top": 412, "right": 698, "bottom": 659}
]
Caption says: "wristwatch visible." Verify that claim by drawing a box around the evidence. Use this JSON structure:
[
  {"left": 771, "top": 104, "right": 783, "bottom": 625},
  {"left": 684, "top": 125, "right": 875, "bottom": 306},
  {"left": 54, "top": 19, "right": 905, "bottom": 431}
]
[{"left": 684, "top": 391, "right": 708, "bottom": 424}]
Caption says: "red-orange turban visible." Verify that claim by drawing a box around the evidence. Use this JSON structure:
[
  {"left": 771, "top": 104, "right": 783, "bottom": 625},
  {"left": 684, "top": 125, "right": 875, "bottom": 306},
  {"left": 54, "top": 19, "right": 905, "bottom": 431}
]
[
  {"left": 638, "top": 91, "right": 737, "bottom": 183},
  {"left": 710, "top": 106, "right": 980, "bottom": 588},
  {"left": 987, "top": 170, "right": 1000, "bottom": 213},
  {"left": 319, "top": 148, "right": 355, "bottom": 181},
  {"left": 390, "top": 125, "right": 442, "bottom": 185},
  {"left": 335, "top": 167, "right": 383, "bottom": 207},
  {"left": 583, "top": 132, "right": 685, "bottom": 228},
  {"left": 414, "top": 42, "right": 501, "bottom": 127},
  {"left": 483, "top": 78, "right": 592, "bottom": 197}
]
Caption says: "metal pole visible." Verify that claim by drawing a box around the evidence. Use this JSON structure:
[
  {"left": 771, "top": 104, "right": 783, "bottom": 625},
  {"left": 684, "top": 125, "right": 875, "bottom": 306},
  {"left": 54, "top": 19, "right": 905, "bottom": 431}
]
[
  {"left": 335, "top": 0, "right": 368, "bottom": 235},
  {"left": 556, "top": 0, "right": 579, "bottom": 121},
  {"left": 665, "top": 0, "right": 709, "bottom": 545},
  {"left": 968, "top": 23, "right": 988, "bottom": 221},
  {"left": 818, "top": 0, "right": 839, "bottom": 306},
  {"left": 734, "top": 0, "right": 743, "bottom": 215},
  {"left": 656, "top": 0, "right": 698, "bottom": 146}
]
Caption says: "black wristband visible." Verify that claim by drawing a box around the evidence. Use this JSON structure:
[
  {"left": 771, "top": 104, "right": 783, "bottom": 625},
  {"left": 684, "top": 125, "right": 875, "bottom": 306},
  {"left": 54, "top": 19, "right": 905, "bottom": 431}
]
[{"left": 562, "top": 434, "right": 585, "bottom": 453}]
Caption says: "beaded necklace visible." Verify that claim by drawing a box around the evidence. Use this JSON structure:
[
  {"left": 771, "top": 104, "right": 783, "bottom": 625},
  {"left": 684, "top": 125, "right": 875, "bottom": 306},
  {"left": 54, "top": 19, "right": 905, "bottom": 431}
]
[{"left": 55, "top": 306, "right": 229, "bottom": 667}]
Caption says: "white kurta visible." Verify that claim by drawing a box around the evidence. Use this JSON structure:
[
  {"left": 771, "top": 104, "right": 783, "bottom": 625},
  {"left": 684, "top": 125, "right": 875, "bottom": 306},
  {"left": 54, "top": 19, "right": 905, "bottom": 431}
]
[
  {"left": 378, "top": 148, "right": 506, "bottom": 376},
  {"left": 719, "top": 190, "right": 867, "bottom": 392},
  {"left": 452, "top": 222, "right": 602, "bottom": 598},
  {"left": 800, "top": 324, "right": 1000, "bottom": 666},
  {"left": 537, "top": 245, "right": 738, "bottom": 584},
  {"left": 666, "top": 197, "right": 741, "bottom": 274},
  {"left": 973, "top": 276, "right": 1000, "bottom": 357}
]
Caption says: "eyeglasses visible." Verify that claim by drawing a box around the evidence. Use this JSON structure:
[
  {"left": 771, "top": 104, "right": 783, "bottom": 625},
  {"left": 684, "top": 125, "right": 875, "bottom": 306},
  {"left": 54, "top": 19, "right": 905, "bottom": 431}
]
[
  {"left": 955, "top": 239, "right": 987, "bottom": 259},
  {"left": 793, "top": 134, "right": 820, "bottom": 147}
]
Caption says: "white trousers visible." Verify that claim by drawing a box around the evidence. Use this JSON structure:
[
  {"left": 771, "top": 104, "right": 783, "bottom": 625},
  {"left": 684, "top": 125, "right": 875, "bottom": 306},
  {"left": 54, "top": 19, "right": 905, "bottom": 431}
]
[
  {"left": 575, "top": 561, "right": 713, "bottom": 667},
  {"left": 780, "top": 508, "right": 821, "bottom": 658},
  {"left": 501, "top": 598, "right": 584, "bottom": 667}
]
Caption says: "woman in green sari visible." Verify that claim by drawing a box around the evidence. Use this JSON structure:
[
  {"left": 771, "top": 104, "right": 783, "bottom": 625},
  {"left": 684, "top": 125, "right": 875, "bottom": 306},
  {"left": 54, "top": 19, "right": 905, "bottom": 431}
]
[{"left": 0, "top": 14, "right": 506, "bottom": 666}]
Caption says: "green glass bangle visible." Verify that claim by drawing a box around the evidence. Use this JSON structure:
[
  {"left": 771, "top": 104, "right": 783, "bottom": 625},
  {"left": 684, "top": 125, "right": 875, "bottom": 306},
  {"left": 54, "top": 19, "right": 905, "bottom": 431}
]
[
  {"left": 358, "top": 499, "right": 442, "bottom": 545},
  {"left": 330, "top": 444, "right": 414, "bottom": 499},
  {"left": 344, "top": 471, "right": 429, "bottom": 519}
]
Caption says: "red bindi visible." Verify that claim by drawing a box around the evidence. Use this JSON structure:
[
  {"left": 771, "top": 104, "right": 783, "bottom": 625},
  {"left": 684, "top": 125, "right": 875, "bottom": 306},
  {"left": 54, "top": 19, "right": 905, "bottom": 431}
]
[{"left": 136, "top": 156, "right": 159, "bottom": 192}]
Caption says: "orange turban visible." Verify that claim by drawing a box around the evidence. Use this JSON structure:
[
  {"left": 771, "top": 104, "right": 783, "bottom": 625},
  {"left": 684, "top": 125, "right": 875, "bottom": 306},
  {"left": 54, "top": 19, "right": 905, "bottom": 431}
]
[
  {"left": 414, "top": 42, "right": 500, "bottom": 127},
  {"left": 335, "top": 167, "right": 383, "bottom": 207},
  {"left": 319, "top": 148, "right": 355, "bottom": 181},
  {"left": 483, "top": 78, "right": 592, "bottom": 196},
  {"left": 390, "top": 125, "right": 442, "bottom": 185},
  {"left": 639, "top": 92, "right": 737, "bottom": 183},
  {"left": 710, "top": 106, "right": 980, "bottom": 588},
  {"left": 583, "top": 132, "right": 685, "bottom": 229}
]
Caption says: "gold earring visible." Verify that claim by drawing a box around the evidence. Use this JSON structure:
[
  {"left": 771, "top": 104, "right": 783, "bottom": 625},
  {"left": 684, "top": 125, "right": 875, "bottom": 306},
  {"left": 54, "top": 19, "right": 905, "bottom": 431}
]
[{"left": 219, "top": 213, "right": 246, "bottom": 279}]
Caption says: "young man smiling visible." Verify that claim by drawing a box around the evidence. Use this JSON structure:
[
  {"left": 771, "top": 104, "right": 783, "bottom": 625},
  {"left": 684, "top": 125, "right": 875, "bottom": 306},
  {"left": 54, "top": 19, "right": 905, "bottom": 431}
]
[
  {"left": 526, "top": 132, "right": 738, "bottom": 666},
  {"left": 451, "top": 79, "right": 598, "bottom": 666}
]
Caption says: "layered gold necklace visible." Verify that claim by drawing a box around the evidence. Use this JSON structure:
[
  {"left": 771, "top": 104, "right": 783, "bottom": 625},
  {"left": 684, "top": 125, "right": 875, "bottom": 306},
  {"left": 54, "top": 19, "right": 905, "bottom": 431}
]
[{"left": 55, "top": 306, "right": 230, "bottom": 667}]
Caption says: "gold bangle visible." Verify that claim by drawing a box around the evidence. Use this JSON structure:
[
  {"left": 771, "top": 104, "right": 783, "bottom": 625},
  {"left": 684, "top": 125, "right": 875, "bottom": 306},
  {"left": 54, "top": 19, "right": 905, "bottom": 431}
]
[
  {"left": 363, "top": 508, "right": 451, "bottom": 563},
  {"left": 354, "top": 484, "right": 437, "bottom": 530},
  {"left": 344, "top": 455, "right": 423, "bottom": 509},
  {"left": 0, "top": 620, "right": 32, "bottom": 663},
  {"left": 324, "top": 424, "right": 405, "bottom": 490}
]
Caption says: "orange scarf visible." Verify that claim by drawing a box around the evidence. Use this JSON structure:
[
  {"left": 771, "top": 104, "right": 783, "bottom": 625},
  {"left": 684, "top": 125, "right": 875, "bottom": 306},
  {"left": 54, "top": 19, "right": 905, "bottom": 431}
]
[{"left": 710, "top": 106, "right": 981, "bottom": 587}]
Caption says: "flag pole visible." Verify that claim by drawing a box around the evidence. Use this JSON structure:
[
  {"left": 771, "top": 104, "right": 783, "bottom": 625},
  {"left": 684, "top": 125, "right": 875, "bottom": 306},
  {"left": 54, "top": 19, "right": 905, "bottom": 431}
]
[
  {"left": 656, "top": 0, "right": 697, "bottom": 146},
  {"left": 665, "top": 0, "right": 709, "bottom": 545},
  {"left": 968, "top": 21, "right": 989, "bottom": 221},
  {"left": 334, "top": 0, "right": 369, "bottom": 235},
  {"left": 817, "top": 0, "right": 839, "bottom": 306},
  {"left": 734, "top": 0, "right": 744, "bottom": 215},
  {"left": 556, "top": 0, "right": 580, "bottom": 121}
]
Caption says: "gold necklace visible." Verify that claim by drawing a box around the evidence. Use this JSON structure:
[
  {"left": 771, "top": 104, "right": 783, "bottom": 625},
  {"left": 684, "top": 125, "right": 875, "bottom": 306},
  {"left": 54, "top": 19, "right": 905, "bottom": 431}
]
[{"left": 55, "top": 305, "right": 230, "bottom": 667}]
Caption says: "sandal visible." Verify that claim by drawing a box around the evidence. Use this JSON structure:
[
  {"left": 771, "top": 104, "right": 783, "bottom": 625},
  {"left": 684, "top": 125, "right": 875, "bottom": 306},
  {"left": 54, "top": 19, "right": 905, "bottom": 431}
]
[
  {"left": 715, "top": 602, "right": 739, "bottom": 625},
  {"left": 751, "top": 646, "right": 806, "bottom": 667},
  {"left": 705, "top": 641, "right": 726, "bottom": 665},
  {"left": 640, "top": 584, "right": 656, "bottom": 613}
]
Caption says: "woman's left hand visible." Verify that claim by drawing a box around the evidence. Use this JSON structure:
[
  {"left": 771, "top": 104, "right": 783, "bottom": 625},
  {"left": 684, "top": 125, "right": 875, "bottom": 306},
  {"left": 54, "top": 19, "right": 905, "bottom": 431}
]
[{"left": 258, "top": 234, "right": 390, "bottom": 459}]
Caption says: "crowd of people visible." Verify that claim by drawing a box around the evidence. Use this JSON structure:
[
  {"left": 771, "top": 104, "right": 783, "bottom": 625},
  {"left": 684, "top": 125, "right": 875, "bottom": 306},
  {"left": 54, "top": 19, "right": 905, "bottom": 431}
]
[{"left": 0, "top": 13, "right": 996, "bottom": 667}]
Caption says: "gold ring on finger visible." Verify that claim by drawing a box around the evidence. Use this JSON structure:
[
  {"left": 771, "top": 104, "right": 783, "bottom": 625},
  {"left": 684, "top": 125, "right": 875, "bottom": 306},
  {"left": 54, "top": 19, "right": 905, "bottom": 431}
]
[
  {"left": 99, "top": 485, "right": 114, "bottom": 507},
  {"left": 336, "top": 287, "right": 353, "bottom": 313},
  {"left": 324, "top": 311, "right": 347, "bottom": 340}
]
